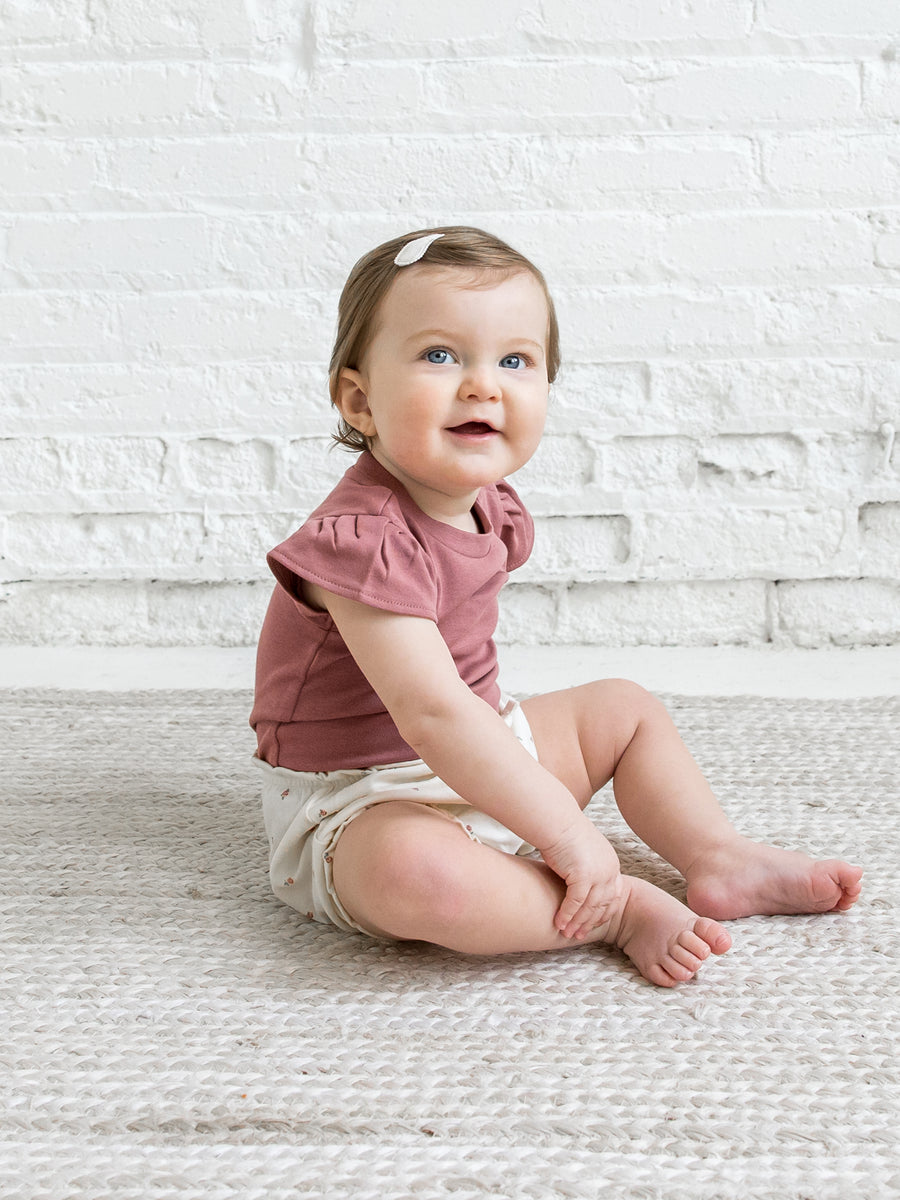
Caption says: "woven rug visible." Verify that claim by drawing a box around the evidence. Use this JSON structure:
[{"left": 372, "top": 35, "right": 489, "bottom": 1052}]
[{"left": 2, "top": 688, "right": 899, "bottom": 1200}]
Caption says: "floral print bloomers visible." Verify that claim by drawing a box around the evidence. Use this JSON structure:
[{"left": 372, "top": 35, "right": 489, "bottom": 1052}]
[{"left": 254, "top": 696, "right": 539, "bottom": 936}]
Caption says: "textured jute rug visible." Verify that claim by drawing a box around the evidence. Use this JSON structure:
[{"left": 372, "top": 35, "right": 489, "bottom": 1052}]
[{"left": 2, "top": 687, "right": 899, "bottom": 1200}]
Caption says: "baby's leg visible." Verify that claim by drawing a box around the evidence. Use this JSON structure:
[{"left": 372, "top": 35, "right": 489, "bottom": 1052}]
[
  {"left": 331, "top": 801, "right": 731, "bottom": 986},
  {"left": 522, "top": 681, "right": 863, "bottom": 919}
]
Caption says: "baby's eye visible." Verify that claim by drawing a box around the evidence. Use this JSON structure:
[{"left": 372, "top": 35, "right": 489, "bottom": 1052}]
[
  {"left": 500, "top": 354, "right": 528, "bottom": 370},
  {"left": 424, "top": 348, "right": 454, "bottom": 365}
]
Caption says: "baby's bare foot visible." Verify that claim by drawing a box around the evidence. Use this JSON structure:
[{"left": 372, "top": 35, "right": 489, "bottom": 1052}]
[
  {"left": 603, "top": 876, "right": 731, "bottom": 988},
  {"left": 685, "top": 836, "right": 863, "bottom": 921}
]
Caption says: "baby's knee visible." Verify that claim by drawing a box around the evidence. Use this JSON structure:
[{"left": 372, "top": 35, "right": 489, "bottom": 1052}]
[
  {"left": 590, "top": 677, "right": 669, "bottom": 731},
  {"left": 334, "top": 805, "right": 470, "bottom": 937}
]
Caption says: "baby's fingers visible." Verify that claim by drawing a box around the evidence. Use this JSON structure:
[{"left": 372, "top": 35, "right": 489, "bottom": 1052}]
[
  {"left": 555, "top": 885, "right": 612, "bottom": 940},
  {"left": 554, "top": 885, "right": 590, "bottom": 937}
]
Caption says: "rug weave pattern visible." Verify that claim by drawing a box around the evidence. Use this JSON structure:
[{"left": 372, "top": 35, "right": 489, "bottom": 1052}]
[{"left": 2, "top": 689, "right": 899, "bottom": 1199}]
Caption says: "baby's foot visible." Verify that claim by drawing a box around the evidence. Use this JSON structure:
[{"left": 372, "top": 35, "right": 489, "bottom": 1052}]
[
  {"left": 603, "top": 875, "right": 732, "bottom": 988},
  {"left": 684, "top": 836, "right": 863, "bottom": 921}
]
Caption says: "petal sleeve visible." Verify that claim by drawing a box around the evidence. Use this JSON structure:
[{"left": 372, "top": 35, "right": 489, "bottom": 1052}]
[
  {"left": 493, "top": 480, "right": 535, "bottom": 572},
  {"left": 267, "top": 514, "right": 439, "bottom": 621}
]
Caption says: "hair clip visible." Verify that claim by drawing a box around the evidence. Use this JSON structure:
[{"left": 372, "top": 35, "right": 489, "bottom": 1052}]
[{"left": 393, "top": 232, "right": 444, "bottom": 267}]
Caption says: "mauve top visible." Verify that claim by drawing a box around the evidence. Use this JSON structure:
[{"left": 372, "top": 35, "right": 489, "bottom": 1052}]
[{"left": 250, "top": 451, "right": 534, "bottom": 771}]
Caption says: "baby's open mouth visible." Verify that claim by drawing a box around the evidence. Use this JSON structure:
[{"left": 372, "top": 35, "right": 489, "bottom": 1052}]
[{"left": 448, "top": 421, "right": 496, "bottom": 435}]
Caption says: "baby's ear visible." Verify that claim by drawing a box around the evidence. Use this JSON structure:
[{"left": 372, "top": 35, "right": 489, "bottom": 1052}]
[{"left": 335, "top": 369, "right": 376, "bottom": 438}]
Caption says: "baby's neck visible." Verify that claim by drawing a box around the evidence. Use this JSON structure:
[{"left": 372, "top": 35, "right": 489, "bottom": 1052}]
[{"left": 441, "top": 508, "right": 482, "bottom": 534}]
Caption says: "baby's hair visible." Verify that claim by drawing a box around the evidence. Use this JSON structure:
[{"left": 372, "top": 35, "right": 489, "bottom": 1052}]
[{"left": 328, "top": 225, "right": 560, "bottom": 453}]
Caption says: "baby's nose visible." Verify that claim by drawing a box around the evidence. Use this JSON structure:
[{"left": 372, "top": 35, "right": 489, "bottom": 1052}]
[{"left": 460, "top": 366, "right": 500, "bottom": 400}]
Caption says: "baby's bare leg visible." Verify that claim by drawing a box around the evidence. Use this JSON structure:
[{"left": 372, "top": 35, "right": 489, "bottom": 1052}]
[
  {"left": 331, "top": 801, "right": 731, "bottom": 986},
  {"left": 522, "top": 681, "right": 863, "bottom": 919}
]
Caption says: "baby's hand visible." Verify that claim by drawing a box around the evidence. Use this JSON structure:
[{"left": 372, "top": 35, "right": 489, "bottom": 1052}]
[{"left": 538, "top": 819, "right": 623, "bottom": 940}]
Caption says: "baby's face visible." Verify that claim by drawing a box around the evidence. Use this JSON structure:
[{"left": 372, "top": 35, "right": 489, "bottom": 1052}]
[{"left": 337, "top": 267, "right": 550, "bottom": 524}]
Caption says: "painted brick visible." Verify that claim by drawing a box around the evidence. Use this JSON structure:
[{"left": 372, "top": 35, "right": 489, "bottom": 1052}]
[
  {"left": 0, "top": 582, "right": 151, "bottom": 645},
  {"left": 518, "top": 215, "right": 656, "bottom": 286},
  {"left": 761, "top": 0, "right": 899, "bottom": 37},
  {"left": 495, "top": 584, "right": 558, "bottom": 645},
  {"left": 0, "top": 1, "right": 91, "bottom": 46},
  {"left": 804, "top": 433, "right": 885, "bottom": 497},
  {"left": 776, "top": 579, "right": 900, "bottom": 646},
  {"left": 509, "top": 436, "right": 595, "bottom": 502},
  {"left": 523, "top": 516, "right": 631, "bottom": 582},
  {"left": 198, "top": 512, "right": 300, "bottom": 579},
  {"left": 85, "top": 0, "right": 252, "bottom": 53},
  {"left": 0, "top": 65, "right": 204, "bottom": 132},
  {"left": 546, "top": 365, "right": 650, "bottom": 437},
  {"left": 559, "top": 287, "right": 759, "bottom": 358},
  {"left": 599, "top": 437, "right": 697, "bottom": 497},
  {"left": 0, "top": 580, "right": 271, "bottom": 646},
  {"left": 0, "top": 437, "right": 62, "bottom": 496},
  {"left": 639, "top": 507, "right": 855, "bottom": 580},
  {"left": 426, "top": 62, "right": 638, "bottom": 130},
  {"left": 316, "top": 0, "right": 537, "bottom": 57},
  {"left": 0, "top": 139, "right": 100, "bottom": 205},
  {"left": 300, "top": 62, "right": 426, "bottom": 130},
  {"left": 859, "top": 502, "right": 900, "bottom": 577},
  {"left": 652, "top": 361, "right": 866, "bottom": 435},
  {"left": 8, "top": 216, "right": 213, "bottom": 285},
  {"left": 557, "top": 580, "right": 769, "bottom": 646},
  {"left": 765, "top": 135, "right": 900, "bottom": 202},
  {"left": 521, "top": 1, "right": 752, "bottom": 46},
  {"left": 117, "top": 291, "right": 327, "bottom": 363},
  {"left": 210, "top": 216, "right": 332, "bottom": 289},
  {"left": 145, "top": 581, "right": 273, "bottom": 646},
  {"left": 695, "top": 435, "right": 808, "bottom": 496},
  {"left": 61, "top": 62, "right": 427, "bottom": 135},
  {"left": 4, "top": 513, "right": 206, "bottom": 579},
  {"left": 282, "top": 439, "right": 354, "bottom": 510},
  {"left": 867, "top": 363, "right": 900, "bottom": 430},
  {"left": 177, "top": 438, "right": 276, "bottom": 496},
  {"left": 0, "top": 363, "right": 334, "bottom": 438},
  {"left": 658, "top": 213, "right": 872, "bottom": 281},
  {"left": 652, "top": 63, "right": 860, "bottom": 125},
  {"left": 864, "top": 61, "right": 900, "bottom": 121},
  {"left": 320, "top": 0, "right": 752, "bottom": 54},
  {"left": 763, "top": 287, "right": 900, "bottom": 351},
  {"left": 875, "top": 232, "right": 900, "bottom": 269},
  {"left": 102, "top": 137, "right": 319, "bottom": 207},
  {"left": 60, "top": 437, "right": 166, "bottom": 496},
  {"left": 532, "top": 136, "right": 757, "bottom": 204},
  {"left": 0, "top": 292, "right": 122, "bottom": 362},
  {"left": 97, "top": 134, "right": 759, "bottom": 211}
]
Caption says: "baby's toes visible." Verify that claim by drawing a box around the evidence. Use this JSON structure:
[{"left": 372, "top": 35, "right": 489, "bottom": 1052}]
[
  {"left": 694, "top": 917, "right": 733, "bottom": 955},
  {"left": 841, "top": 864, "right": 863, "bottom": 896},
  {"left": 834, "top": 871, "right": 863, "bottom": 910},
  {"left": 648, "top": 961, "right": 692, "bottom": 988},
  {"left": 669, "top": 935, "right": 709, "bottom": 973}
]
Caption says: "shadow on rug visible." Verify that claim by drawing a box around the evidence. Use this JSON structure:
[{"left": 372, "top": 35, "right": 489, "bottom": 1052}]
[{"left": 2, "top": 688, "right": 899, "bottom": 1200}]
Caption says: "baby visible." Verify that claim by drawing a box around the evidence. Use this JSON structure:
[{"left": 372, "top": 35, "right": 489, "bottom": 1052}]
[{"left": 250, "top": 226, "right": 862, "bottom": 986}]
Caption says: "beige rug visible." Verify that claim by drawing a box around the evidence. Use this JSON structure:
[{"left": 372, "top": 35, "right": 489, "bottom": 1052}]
[{"left": 2, "top": 688, "right": 899, "bottom": 1199}]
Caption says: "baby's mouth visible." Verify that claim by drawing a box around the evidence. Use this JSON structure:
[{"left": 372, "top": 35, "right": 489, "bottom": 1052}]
[{"left": 448, "top": 421, "right": 497, "bottom": 436}]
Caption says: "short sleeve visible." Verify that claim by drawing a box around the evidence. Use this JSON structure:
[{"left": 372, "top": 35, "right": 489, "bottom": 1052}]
[
  {"left": 267, "top": 513, "right": 439, "bottom": 621},
  {"left": 493, "top": 481, "right": 534, "bottom": 572}
]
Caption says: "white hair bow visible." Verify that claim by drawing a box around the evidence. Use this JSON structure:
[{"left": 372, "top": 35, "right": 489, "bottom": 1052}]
[{"left": 393, "top": 233, "right": 444, "bottom": 266}]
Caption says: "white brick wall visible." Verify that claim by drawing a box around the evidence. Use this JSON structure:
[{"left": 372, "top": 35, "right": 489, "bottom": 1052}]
[{"left": 2, "top": 0, "right": 899, "bottom": 648}]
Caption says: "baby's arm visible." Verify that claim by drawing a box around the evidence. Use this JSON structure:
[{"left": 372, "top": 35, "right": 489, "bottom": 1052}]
[{"left": 310, "top": 583, "right": 622, "bottom": 939}]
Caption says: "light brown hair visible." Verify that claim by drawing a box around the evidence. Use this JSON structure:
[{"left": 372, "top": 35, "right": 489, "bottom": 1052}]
[{"left": 328, "top": 226, "right": 560, "bottom": 452}]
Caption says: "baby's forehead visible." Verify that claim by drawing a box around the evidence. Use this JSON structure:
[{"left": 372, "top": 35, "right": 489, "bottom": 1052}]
[{"left": 380, "top": 265, "right": 548, "bottom": 323}]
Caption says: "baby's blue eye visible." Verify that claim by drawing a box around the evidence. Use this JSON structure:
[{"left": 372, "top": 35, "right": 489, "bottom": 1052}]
[
  {"left": 500, "top": 354, "right": 526, "bottom": 370},
  {"left": 425, "top": 348, "right": 452, "bottom": 364}
]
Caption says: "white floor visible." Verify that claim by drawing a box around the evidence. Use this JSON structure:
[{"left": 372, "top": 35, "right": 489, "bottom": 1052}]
[{"left": 2, "top": 643, "right": 899, "bottom": 698}]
